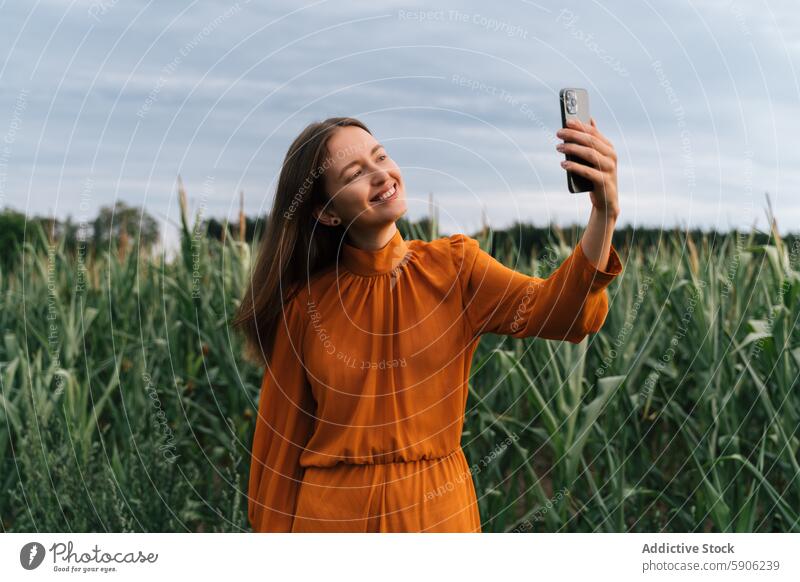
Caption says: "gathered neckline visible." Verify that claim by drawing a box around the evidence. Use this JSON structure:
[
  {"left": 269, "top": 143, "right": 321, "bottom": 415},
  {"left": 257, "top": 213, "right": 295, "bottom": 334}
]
[{"left": 340, "top": 228, "right": 411, "bottom": 276}]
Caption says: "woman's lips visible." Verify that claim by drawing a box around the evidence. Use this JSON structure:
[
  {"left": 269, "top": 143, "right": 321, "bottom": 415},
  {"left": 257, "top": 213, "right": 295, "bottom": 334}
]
[{"left": 370, "top": 183, "right": 398, "bottom": 204}]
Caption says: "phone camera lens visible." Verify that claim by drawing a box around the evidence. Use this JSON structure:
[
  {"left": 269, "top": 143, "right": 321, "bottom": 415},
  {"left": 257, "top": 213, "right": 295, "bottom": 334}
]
[{"left": 564, "top": 90, "right": 578, "bottom": 114}]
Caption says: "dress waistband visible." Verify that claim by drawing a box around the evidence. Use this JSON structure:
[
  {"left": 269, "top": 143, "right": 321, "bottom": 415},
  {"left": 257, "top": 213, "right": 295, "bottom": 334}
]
[{"left": 303, "top": 448, "right": 462, "bottom": 469}]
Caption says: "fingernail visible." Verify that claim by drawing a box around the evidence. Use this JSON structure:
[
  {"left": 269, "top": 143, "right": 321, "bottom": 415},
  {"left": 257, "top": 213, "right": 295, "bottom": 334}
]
[{"left": 560, "top": 161, "right": 567, "bottom": 167}]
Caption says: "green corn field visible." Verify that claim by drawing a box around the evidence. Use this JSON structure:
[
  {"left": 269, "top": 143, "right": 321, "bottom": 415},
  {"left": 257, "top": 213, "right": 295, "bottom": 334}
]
[{"left": 1, "top": 204, "right": 799, "bottom": 533}]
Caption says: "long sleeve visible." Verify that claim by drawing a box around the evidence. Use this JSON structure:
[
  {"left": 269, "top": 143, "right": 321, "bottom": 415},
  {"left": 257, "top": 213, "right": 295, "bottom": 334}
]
[
  {"left": 247, "top": 294, "right": 316, "bottom": 532},
  {"left": 450, "top": 234, "right": 623, "bottom": 342}
]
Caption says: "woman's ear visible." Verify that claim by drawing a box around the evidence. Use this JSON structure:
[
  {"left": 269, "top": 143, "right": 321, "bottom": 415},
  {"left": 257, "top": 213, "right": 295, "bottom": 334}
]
[{"left": 312, "top": 204, "right": 341, "bottom": 227}]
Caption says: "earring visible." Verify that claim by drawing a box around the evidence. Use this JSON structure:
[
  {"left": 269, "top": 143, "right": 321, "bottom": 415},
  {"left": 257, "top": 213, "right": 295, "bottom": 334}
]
[{"left": 331, "top": 218, "right": 341, "bottom": 226}]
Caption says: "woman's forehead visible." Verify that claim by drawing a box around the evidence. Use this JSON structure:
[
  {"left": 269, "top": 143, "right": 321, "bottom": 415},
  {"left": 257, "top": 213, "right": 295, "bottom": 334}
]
[{"left": 327, "top": 127, "right": 376, "bottom": 159}]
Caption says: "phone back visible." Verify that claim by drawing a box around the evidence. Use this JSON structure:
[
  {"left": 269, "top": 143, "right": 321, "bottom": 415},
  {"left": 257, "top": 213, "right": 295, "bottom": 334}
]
[{"left": 559, "top": 88, "right": 593, "bottom": 193}]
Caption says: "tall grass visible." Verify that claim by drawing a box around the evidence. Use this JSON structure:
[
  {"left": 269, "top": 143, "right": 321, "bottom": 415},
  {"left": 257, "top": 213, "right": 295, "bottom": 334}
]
[{"left": 1, "top": 203, "right": 798, "bottom": 532}]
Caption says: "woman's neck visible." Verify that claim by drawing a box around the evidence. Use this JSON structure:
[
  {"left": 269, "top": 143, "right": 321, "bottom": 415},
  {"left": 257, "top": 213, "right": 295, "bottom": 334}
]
[{"left": 344, "top": 222, "right": 398, "bottom": 251}]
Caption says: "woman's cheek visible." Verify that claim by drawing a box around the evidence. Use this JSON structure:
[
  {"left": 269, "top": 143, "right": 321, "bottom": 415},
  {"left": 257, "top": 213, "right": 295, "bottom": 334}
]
[{"left": 340, "top": 187, "right": 368, "bottom": 217}]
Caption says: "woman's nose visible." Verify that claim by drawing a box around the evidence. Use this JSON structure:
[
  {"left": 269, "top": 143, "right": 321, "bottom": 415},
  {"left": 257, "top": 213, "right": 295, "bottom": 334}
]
[{"left": 369, "top": 165, "right": 391, "bottom": 183}]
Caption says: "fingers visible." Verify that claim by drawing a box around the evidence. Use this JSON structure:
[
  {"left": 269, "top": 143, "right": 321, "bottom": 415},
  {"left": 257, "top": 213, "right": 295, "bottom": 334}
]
[
  {"left": 561, "top": 118, "right": 618, "bottom": 203},
  {"left": 564, "top": 117, "right": 613, "bottom": 148},
  {"left": 561, "top": 158, "right": 604, "bottom": 182},
  {"left": 558, "top": 142, "right": 615, "bottom": 171},
  {"left": 558, "top": 129, "right": 616, "bottom": 161},
  {"left": 560, "top": 124, "right": 612, "bottom": 151},
  {"left": 583, "top": 117, "right": 612, "bottom": 146}
]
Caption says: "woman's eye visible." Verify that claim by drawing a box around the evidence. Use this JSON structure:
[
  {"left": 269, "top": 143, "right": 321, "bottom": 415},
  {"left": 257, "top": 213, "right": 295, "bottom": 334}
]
[{"left": 348, "top": 155, "right": 386, "bottom": 182}]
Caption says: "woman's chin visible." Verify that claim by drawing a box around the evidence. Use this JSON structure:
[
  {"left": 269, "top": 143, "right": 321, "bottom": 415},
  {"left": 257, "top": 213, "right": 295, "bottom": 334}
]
[
  {"left": 370, "top": 199, "right": 407, "bottom": 220},
  {"left": 392, "top": 198, "right": 408, "bottom": 214},
  {"left": 388, "top": 201, "right": 408, "bottom": 221}
]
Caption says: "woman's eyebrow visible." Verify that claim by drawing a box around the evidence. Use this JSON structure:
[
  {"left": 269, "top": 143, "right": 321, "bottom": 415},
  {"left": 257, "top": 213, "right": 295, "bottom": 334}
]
[{"left": 337, "top": 144, "right": 384, "bottom": 180}]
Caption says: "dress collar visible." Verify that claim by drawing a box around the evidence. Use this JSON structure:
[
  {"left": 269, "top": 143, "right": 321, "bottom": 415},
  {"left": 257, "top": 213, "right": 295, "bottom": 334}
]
[{"left": 341, "top": 227, "right": 410, "bottom": 276}]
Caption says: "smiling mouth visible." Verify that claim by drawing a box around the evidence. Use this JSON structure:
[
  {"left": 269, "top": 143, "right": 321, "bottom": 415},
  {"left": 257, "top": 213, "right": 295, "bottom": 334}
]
[{"left": 369, "top": 182, "right": 398, "bottom": 204}]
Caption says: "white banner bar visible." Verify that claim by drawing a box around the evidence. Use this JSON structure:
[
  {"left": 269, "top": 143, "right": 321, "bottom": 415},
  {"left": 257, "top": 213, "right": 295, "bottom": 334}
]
[{"left": 2, "top": 533, "right": 798, "bottom": 581}]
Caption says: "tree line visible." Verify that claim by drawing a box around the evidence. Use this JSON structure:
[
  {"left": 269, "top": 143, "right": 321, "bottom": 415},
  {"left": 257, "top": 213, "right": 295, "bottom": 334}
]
[{"left": 2, "top": 198, "right": 793, "bottom": 273}]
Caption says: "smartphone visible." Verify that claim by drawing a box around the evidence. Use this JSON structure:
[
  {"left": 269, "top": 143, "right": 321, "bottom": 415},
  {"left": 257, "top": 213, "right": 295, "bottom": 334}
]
[{"left": 559, "top": 88, "right": 593, "bottom": 193}]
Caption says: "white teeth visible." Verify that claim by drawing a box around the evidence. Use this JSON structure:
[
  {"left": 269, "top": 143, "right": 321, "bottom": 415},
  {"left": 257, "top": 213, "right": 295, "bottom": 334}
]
[{"left": 373, "top": 185, "right": 396, "bottom": 202}]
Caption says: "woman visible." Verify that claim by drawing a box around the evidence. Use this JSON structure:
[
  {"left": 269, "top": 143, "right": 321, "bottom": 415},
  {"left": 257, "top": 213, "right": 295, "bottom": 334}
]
[{"left": 233, "top": 116, "right": 622, "bottom": 532}]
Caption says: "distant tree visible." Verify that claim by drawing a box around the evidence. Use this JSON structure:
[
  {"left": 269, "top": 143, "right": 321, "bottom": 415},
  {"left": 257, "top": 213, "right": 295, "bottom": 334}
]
[
  {"left": 48, "top": 214, "right": 83, "bottom": 254},
  {"left": 205, "top": 215, "right": 265, "bottom": 243},
  {"left": 0, "top": 208, "right": 28, "bottom": 270},
  {"left": 91, "top": 201, "right": 159, "bottom": 250}
]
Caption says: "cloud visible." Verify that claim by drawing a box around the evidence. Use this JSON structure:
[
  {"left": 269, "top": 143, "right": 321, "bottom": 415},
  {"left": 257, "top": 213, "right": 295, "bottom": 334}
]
[{"left": 0, "top": 0, "right": 798, "bottom": 243}]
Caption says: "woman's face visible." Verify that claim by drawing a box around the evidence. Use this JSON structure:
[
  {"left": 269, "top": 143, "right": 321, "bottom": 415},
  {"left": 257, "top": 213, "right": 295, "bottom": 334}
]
[{"left": 316, "top": 126, "right": 407, "bottom": 230}]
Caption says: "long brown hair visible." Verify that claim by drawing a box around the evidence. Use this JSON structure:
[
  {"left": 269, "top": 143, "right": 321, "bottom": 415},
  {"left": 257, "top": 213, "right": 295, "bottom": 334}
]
[{"left": 232, "top": 116, "right": 371, "bottom": 365}]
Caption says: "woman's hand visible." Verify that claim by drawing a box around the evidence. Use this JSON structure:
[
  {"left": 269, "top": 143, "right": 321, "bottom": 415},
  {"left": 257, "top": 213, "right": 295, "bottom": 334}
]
[{"left": 556, "top": 117, "right": 620, "bottom": 219}]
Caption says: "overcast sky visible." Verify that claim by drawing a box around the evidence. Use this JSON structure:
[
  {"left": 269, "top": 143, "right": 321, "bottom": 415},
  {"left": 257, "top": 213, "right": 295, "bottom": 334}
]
[{"left": 1, "top": 0, "right": 799, "bottom": 251}]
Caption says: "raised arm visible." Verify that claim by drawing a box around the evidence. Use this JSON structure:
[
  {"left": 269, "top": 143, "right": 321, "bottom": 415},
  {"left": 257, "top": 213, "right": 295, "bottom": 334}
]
[
  {"left": 558, "top": 115, "right": 621, "bottom": 272},
  {"left": 248, "top": 294, "right": 316, "bottom": 532},
  {"left": 450, "top": 112, "right": 623, "bottom": 342},
  {"left": 450, "top": 233, "right": 623, "bottom": 342}
]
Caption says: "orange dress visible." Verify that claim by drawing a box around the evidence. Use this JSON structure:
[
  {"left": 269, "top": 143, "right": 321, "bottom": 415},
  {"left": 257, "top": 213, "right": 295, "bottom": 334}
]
[{"left": 247, "top": 228, "right": 623, "bottom": 532}]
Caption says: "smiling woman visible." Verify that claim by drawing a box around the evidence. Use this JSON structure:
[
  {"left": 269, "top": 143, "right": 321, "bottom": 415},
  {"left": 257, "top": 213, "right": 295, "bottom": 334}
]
[
  {"left": 312, "top": 124, "right": 408, "bottom": 249},
  {"left": 232, "top": 116, "right": 623, "bottom": 533}
]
